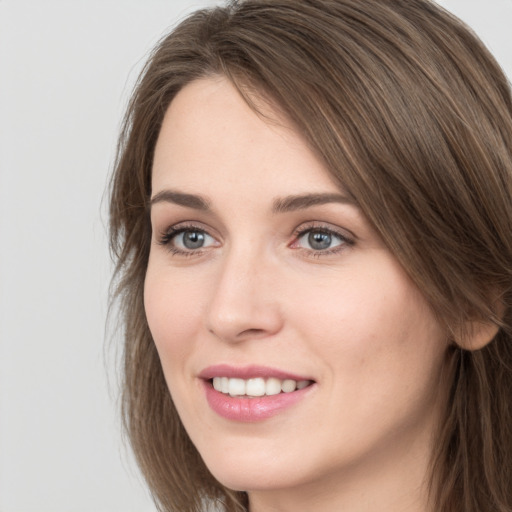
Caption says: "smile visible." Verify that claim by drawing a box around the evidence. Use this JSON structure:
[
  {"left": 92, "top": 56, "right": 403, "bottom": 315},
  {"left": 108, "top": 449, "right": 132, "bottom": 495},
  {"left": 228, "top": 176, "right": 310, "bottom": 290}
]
[
  {"left": 200, "top": 365, "right": 316, "bottom": 422},
  {"left": 211, "top": 377, "right": 312, "bottom": 397}
]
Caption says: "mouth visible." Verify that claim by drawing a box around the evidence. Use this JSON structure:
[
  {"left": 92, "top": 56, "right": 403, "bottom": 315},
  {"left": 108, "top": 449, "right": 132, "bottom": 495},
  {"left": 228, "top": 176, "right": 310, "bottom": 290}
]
[
  {"left": 209, "top": 376, "right": 313, "bottom": 397},
  {"left": 199, "top": 365, "right": 316, "bottom": 421}
]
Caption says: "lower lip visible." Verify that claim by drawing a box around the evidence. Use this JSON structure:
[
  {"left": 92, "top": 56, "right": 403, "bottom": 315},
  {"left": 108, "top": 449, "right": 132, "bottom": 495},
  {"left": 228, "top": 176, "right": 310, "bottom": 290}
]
[{"left": 202, "top": 380, "right": 315, "bottom": 422}]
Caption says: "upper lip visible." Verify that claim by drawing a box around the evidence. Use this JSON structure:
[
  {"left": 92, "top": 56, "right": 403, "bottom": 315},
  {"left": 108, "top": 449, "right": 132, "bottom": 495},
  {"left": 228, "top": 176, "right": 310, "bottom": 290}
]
[{"left": 199, "top": 364, "right": 314, "bottom": 382}]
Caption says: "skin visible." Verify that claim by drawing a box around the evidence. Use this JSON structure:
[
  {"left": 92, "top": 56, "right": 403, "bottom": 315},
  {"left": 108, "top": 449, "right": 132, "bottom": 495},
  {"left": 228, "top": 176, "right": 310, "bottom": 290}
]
[{"left": 145, "top": 76, "right": 451, "bottom": 512}]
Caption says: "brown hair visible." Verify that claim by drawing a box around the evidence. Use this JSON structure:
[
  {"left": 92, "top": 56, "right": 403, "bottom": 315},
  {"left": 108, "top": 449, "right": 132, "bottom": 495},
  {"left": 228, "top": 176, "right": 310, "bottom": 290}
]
[{"left": 109, "top": 1, "right": 512, "bottom": 510}]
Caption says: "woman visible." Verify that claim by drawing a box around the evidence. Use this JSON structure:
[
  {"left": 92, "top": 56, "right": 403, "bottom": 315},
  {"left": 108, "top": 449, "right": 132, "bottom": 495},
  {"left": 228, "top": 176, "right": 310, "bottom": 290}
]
[{"left": 109, "top": 0, "right": 512, "bottom": 510}]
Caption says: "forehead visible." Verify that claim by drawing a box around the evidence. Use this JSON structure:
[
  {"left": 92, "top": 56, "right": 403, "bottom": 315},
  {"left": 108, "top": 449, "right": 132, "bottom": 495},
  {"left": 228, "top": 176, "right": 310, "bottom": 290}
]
[{"left": 151, "top": 76, "right": 342, "bottom": 198}]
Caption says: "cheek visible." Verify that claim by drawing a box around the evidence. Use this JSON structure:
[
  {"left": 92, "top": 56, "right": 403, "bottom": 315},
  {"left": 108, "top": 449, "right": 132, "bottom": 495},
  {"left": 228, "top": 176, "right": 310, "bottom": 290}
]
[
  {"left": 144, "top": 262, "right": 205, "bottom": 366},
  {"left": 286, "top": 255, "right": 447, "bottom": 386}
]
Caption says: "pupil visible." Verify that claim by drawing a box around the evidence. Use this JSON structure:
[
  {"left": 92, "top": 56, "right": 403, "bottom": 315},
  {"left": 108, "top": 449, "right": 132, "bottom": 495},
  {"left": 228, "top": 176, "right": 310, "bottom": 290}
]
[
  {"left": 183, "top": 231, "right": 205, "bottom": 249},
  {"left": 308, "top": 231, "right": 331, "bottom": 250}
]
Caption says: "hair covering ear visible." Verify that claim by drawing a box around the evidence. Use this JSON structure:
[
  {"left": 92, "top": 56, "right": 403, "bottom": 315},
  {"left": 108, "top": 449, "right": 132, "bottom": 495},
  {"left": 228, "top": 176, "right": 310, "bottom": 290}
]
[
  {"left": 456, "top": 320, "right": 500, "bottom": 351},
  {"left": 455, "top": 299, "right": 504, "bottom": 350}
]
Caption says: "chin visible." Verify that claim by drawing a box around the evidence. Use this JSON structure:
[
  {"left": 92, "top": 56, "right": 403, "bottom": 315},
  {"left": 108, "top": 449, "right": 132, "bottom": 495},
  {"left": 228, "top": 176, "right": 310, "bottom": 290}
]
[
  {"left": 198, "top": 446, "right": 306, "bottom": 492},
  {"left": 208, "top": 465, "right": 299, "bottom": 493}
]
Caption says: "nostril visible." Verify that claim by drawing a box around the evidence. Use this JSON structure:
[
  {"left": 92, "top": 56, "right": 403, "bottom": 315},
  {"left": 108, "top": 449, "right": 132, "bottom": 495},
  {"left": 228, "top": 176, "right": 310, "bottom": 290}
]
[{"left": 238, "top": 328, "right": 266, "bottom": 338}]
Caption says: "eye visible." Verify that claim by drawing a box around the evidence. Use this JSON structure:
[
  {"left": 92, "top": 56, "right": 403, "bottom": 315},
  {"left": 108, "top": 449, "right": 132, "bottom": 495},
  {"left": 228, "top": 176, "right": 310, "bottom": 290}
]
[
  {"left": 299, "top": 230, "right": 341, "bottom": 251},
  {"left": 158, "top": 225, "right": 217, "bottom": 254},
  {"left": 291, "top": 224, "right": 353, "bottom": 255},
  {"left": 175, "top": 230, "right": 214, "bottom": 250}
]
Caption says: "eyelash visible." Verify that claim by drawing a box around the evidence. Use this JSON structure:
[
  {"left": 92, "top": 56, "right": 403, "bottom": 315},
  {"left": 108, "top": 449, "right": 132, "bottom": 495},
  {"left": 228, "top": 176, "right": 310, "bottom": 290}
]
[
  {"left": 157, "top": 222, "right": 354, "bottom": 257},
  {"left": 292, "top": 222, "right": 354, "bottom": 257},
  {"left": 157, "top": 223, "right": 212, "bottom": 257}
]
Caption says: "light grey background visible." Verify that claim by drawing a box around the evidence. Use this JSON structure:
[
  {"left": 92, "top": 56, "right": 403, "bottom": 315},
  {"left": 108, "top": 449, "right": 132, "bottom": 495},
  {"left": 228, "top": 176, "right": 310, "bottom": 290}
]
[{"left": 0, "top": 1, "right": 510, "bottom": 511}]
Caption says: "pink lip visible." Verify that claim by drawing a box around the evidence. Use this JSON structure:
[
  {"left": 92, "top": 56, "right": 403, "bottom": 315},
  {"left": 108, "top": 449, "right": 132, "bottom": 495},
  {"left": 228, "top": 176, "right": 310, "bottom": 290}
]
[
  {"left": 199, "top": 365, "right": 316, "bottom": 422},
  {"left": 199, "top": 364, "right": 313, "bottom": 381}
]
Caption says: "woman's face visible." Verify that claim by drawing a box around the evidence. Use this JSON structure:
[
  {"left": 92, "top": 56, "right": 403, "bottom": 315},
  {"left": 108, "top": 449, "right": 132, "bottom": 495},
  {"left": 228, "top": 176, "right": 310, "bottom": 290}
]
[{"left": 145, "top": 77, "right": 449, "bottom": 504}]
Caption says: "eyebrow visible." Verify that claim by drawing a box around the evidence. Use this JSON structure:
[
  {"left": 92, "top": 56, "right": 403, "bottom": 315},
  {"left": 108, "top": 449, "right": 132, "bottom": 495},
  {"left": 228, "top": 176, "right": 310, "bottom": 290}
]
[
  {"left": 150, "top": 190, "right": 211, "bottom": 210},
  {"left": 271, "top": 192, "right": 356, "bottom": 213},
  {"left": 149, "top": 189, "right": 356, "bottom": 213}
]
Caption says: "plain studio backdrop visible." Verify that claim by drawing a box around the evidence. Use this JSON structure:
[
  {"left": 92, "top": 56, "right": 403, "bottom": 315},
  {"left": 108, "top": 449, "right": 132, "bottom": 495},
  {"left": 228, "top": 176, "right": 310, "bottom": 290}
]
[{"left": 0, "top": 1, "right": 510, "bottom": 511}]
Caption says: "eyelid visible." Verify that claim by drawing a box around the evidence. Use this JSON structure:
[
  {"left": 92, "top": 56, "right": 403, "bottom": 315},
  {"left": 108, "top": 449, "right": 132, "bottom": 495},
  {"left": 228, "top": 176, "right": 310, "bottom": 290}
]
[
  {"left": 289, "top": 221, "right": 355, "bottom": 254},
  {"left": 157, "top": 221, "right": 220, "bottom": 255},
  {"left": 155, "top": 219, "right": 354, "bottom": 258}
]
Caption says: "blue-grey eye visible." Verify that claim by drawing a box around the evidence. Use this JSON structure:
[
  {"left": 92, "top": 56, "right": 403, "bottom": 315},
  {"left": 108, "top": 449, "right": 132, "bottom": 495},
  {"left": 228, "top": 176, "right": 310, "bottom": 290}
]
[
  {"left": 175, "top": 230, "right": 215, "bottom": 250},
  {"left": 298, "top": 229, "right": 343, "bottom": 251}
]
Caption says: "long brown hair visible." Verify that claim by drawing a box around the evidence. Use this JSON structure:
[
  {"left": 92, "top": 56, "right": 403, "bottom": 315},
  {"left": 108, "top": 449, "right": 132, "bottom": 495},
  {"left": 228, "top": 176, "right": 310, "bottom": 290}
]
[{"left": 109, "top": 1, "right": 512, "bottom": 510}]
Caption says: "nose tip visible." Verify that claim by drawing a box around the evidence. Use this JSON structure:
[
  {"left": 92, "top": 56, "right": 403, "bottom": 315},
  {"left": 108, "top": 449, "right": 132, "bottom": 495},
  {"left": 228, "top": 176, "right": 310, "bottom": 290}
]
[
  {"left": 207, "top": 312, "right": 278, "bottom": 343},
  {"left": 205, "top": 257, "right": 283, "bottom": 344},
  {"left": 207, "top": 292, "right": 283, "bottom": 343}
]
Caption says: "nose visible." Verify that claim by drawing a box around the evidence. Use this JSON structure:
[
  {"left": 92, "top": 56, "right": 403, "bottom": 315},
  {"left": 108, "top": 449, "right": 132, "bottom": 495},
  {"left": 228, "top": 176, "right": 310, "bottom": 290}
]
[{"left": 205, "top": 246, "right": 283, "bottom": 344}]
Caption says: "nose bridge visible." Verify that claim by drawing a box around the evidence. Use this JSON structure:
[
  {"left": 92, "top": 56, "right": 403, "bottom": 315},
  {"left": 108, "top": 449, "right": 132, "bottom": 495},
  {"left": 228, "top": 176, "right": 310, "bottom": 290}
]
[{"left": 206, "top": 239, "right": 282, "bottom": 342}]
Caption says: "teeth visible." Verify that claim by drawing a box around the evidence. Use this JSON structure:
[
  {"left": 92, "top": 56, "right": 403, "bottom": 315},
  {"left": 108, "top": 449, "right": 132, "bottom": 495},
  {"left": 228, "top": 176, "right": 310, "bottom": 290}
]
[
  {"left": 297, "top": 380, "right": 309, "bottom": 390},
  {"left": 266, "top": 377, "right": 282, "bottom": 396},
  {"left": 246, "top": 378, "right": 266, "bottom": 396},
  {"left": 281, "top": 379, "right": 296, "bottom": 393},
  {"left": 228, "top": 378, "right": 246, "bottom": 397},
  {"left": 212, "top": 377, "right": 312, "bottom": 397}
]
